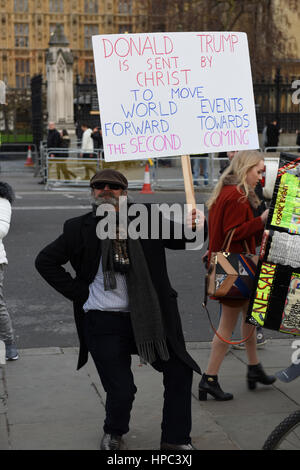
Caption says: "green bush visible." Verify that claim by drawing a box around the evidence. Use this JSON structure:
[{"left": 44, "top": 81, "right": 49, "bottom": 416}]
[{"left": 0, "top": 133, "right": 33, "bottom": 143}]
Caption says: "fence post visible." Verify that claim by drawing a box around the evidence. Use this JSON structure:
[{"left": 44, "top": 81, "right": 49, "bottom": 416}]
[{"left": 275, "top": 67, "right": 281, "bottom": 122}]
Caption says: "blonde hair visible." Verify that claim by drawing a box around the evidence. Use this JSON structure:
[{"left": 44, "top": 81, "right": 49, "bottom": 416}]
[{"left": 206, "top": 150, "right": 264, "bottom": 210}]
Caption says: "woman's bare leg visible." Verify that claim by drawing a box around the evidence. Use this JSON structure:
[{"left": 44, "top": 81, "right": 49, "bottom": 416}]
[
  {"left": 206, "top": 303, "right": 241, "bottom": 375},
  {"left": 241, "top": 303, "right": 259, "bottom": 365}
]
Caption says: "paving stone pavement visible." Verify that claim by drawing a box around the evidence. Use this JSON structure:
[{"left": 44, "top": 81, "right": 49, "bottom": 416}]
[{"left": 0, "top": 339, "right": 299, "bottom": 450}]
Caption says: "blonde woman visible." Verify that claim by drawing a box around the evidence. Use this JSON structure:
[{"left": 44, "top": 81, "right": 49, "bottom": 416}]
[{"left": 199, "top": 151, "right": 276, "bottom": 401}]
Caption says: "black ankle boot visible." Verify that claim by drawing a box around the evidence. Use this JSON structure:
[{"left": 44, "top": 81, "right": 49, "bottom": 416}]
[
  {"left": 198, "top": 373, "right": 233, "bottom": 401},
  {"left": 247, "top": 363, "right": 276, "bottom": 390}
]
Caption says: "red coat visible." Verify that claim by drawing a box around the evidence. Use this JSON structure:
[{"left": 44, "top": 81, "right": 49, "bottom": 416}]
[{"left": 208, "top": 185, "right": 264, "bottom": 258}]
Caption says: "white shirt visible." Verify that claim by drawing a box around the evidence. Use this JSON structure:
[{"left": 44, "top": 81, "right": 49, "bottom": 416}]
[
  {"left": 83, "top": 257, "right": 129, "bottom": 312},
  {"left": 81, "top": 128, "right": 94, "bottom": 153}
]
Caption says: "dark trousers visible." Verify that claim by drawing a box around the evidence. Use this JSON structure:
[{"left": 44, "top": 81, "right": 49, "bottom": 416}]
[{"left": 83, "top": 310, "right": 193, "bottom": 444}]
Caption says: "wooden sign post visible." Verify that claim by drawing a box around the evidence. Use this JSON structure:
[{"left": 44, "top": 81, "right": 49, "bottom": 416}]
[{"left": 181, "top": 155, "right": 196, "bottom": 210}]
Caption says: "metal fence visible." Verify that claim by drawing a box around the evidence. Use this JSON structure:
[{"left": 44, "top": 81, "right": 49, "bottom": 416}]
[
  {"left": 44, "top": 148, "right": 150, "bottom": 190},
  {"left": 43, "top": 150, "right": 223, "bottom": 190},
  {"left": 40, "top": 145, "right": 300, "bottom": 191},
  {"left": 264, "top": 146, "right": 300, "bottom": 153},
  {"left": 45, "top": 149, "right": 101, "bottom": 189}
]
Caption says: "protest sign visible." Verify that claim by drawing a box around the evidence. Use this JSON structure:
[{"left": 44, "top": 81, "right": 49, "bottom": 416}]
[
  {"left": 247, "top": 153, "right": 300, "bottom": 336},
  {"left": 92, "top": 32, "right": 258, "bottom": 162}
]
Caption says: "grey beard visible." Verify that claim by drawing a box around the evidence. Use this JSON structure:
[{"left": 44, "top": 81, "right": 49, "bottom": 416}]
[
  {"left": 91, "top": 194, "right": 118, "bottom": 207},
  {"left": 90, "top": 192, "right": 134, "bottom": 208}
]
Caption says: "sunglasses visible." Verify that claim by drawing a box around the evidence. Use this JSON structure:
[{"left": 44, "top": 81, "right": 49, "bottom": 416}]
[{"left": 91, "top": 182, "right": 123, "bottom": 190}]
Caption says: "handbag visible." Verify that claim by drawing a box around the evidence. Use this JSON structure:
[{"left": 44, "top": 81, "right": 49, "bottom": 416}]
[
  {"left": 206, "top": 228, "right": 259, "bottom": 301},
  {"left": 202, "top": 228, "right": 257, "bottom": 345}
]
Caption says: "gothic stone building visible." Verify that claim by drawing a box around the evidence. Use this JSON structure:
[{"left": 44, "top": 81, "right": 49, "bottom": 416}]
[{"left": 0, "top": 0, "right": 163, "bottom": 89}]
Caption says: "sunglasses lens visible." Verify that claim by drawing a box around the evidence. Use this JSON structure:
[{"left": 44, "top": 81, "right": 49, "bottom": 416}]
[
  {"left": 92, "top": 182, "right": 122, "bottom": 190},
  {"left": 92, "top": 182, "right": 105, "bottom": 189}
]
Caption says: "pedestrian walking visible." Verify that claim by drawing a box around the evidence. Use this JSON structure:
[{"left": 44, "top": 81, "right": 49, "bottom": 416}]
[
  {"left": 192, "top": 154, "right": 209, "bottom": 186},
  {"left": 199, "top": 151, "right": 276, "bottom": 401},
  {"left": 47, "top": 122, "right": 62, "bottom": 157},
  {"left": 218, "top": 151, "right": 228, "bottom": 173},
  {"left": 265, "top": 120, "right": 280, "bottom": 151},
  {"left": 47, "top": 122, "right": 62, "bottom": 179},
  {"left": 220, "top": 150, "right": 267, "bottom": 349},
  {"left": 80, "top": 123, "right": 97, "bottom": 180},
  {"left": 56, "top": 129, "right": 77, "bottom": 180},
  {"left": 0, "top": 182, "right": 18, "bottom": 361},
  {"left": 91, "top": 127, "right": 103, "bottom": 153},
  {"left": 35, "top": 168, "right": 207, "bottom": 450}
]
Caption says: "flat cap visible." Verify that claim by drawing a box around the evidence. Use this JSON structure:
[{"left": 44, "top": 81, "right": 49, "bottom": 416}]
[{"left": 90, "top": 169, "right": 128, "bottom": 189}]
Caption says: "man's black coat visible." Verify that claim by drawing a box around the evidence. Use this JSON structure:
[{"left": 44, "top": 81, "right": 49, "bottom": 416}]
[
  {"left": 47, "top": 128, "right": 62, "bottom": 149},
  {"left": 266, "top": 123, "right": 280, "bottom": 148},
  {"left": 35, "top": 205, "right": 205, "bottom": 374}
]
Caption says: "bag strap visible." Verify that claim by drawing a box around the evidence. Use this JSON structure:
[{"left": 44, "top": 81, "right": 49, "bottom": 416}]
[
  {"left": 222, "top": 228, "right": 251, "bottom": 254},
  {"left": 221, "top": 229, "right": 235, "bottom": 252},
  {"left": 243, "top": 240, "right": 251, "bottom": 253},
  {"left": 202, "top": 298, "right": 255, "bottom": 345}
]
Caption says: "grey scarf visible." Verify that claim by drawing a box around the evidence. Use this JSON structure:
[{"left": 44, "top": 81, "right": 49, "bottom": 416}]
[{"left": 101, "top": 232, "right": 170, "bottom": 365}]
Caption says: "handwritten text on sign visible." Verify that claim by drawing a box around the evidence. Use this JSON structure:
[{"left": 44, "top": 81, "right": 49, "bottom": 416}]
[{"left": 92, "top": 32, "right": 258, "bottom": 162}]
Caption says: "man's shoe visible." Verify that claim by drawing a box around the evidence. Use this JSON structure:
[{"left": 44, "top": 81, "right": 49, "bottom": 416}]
[
  {"left": 256, "top": 327, "right": 267, "bottom": 348},
  {"left": 100, "top": 433, "right": 124, "bottom": 450},
  {"left": 5, "top": 343, "right": 19, "bottom": 361},
  {"left": 160, "top": 442, "right": 196, "bottom": 450},
  {"left": 231, "top": 342, "right": 245, "bottom": 350},
  {"left": 232, "top": 328, "right": 267, "bottom": 350}
]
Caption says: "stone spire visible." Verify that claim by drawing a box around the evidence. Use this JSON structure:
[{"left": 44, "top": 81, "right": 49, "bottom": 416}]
[
  {"left": 46, "top": 24, "right": 74, "bottom": 128},
  {"left": 49, "top": 24, "right": 69, "bottom": 47}
]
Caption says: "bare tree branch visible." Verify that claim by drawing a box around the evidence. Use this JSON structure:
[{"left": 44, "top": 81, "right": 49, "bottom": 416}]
[{"left": 145, "top": 0, "right": 299, "bottom": 79}]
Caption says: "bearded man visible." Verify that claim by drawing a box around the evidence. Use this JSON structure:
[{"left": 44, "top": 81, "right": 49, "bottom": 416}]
[{"left": 35, "top": 169, "right": 206, "bottom": 451}]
